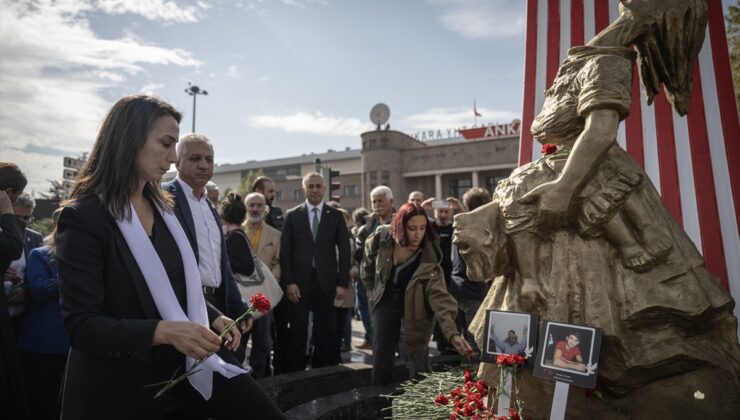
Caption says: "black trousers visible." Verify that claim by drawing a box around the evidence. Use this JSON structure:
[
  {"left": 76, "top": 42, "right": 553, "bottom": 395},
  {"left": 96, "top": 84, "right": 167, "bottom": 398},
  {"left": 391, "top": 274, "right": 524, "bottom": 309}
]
[
  {"left": 160, "top": 348, "right": 285, "bottom": 420},
  {"left": 20, "top": 351, "right": 66, "bottom": 420},
  {"left": 274, "top": 270, "right": 338, "bottom": 373}
]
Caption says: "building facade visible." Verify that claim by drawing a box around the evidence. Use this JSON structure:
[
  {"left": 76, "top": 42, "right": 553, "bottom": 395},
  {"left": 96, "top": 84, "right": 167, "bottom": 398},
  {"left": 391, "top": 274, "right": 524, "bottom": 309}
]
[{"left": 202, "top": 121, "right": 520, "bottom": 213}]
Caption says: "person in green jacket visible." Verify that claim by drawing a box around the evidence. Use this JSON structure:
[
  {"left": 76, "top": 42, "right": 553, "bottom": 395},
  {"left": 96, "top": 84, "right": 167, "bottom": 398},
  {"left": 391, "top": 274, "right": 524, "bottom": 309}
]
[{"left": 361, "top": 202, "right": 472, "bottom": 385}]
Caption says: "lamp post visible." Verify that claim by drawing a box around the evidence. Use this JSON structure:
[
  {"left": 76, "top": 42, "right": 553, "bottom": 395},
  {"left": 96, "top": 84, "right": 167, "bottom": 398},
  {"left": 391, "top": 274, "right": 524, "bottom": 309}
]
[{"left": 184, "top": 82, "right": 208, "bottom": 132}]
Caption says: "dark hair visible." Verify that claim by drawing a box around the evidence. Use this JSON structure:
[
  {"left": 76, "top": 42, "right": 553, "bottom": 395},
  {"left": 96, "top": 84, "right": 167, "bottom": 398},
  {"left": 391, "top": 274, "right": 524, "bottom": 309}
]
[
  {"left": 220, "top": 192, "right": 247, "bottom": 225},
  {"left": 66, "top": 94, "right": 181, "bottom": 219},
  {"left": 0, "top": 162, "right": 27, "bottom": 194},
  {"left": 390, "top": 202, "right": 437, "bottom": 246},
  {"left": 567, "top": 332, "right": 581, "bottom": 342},
  {"left": 508, "top": 330, "right": 516, "bottom": 335},
  {"left": 352, "top": 207, "right": 369, "bottom": 226},
  {"left": 463, "top": 187, "right": 492, "bottom": 211},
  {"left": 251, "top": 176, "right": 274, "bottom": 192}
]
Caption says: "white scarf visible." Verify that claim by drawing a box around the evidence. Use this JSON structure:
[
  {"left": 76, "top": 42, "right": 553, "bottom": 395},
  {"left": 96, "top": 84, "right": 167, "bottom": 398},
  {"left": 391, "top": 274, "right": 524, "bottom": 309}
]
[{"left": 115, "top": 203, "right": 246, "bottom": 400}]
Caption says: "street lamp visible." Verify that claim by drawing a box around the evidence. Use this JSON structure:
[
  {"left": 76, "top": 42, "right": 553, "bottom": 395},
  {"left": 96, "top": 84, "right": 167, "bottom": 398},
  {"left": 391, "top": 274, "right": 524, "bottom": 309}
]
[{"left": 184, "top": 82, "right": 208, "bottom": 132}]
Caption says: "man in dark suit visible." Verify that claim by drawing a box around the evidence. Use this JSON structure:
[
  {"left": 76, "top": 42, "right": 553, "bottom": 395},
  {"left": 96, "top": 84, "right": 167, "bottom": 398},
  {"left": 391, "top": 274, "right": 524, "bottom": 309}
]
[
  {"left": 162, "top": 134, "right": 247, "bottom": 324},
  {"left": 276, "top": 172, "right": 350, "bottom": 372}
]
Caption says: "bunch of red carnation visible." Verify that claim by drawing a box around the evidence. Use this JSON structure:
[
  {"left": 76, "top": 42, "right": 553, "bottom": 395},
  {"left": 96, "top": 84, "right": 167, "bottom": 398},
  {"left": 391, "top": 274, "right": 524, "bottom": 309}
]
[
  {"left": 496, "top": 353, "right": 526, "bottom": 368},
  {"left": 431, "top": 368, "right": 523, "bottom": 419}
]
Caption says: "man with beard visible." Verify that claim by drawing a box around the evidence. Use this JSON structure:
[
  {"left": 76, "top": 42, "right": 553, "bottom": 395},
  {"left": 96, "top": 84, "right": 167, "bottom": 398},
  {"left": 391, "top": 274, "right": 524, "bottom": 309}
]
[
  {"left": 488, "top": 324, "right": 528, "bottom": 355},
  {"left": 242, "top": 192, "right": 281, "bottom": 377},
  {"left": 252, "top": 176, "right": 284, "bottom": 231}
]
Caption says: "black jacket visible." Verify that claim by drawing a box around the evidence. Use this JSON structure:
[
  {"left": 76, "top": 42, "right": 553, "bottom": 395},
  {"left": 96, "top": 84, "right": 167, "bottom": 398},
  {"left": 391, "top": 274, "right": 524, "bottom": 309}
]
[
  {"left": 280, "top": 202, "right": 351, "bottom": 296},
  {"left": 163, "top": 180, "right": 247, "bottom": 318},
  {"left": 56, "top": 196, "right": 222, "bottom": 419}
]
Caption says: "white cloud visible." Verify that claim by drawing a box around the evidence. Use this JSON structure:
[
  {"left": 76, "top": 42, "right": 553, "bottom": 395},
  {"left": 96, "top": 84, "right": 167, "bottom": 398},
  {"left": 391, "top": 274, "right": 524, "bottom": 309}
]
[
  {"left": 96, "top": 0, "right": 203, "bottom": 23},
  {"left": 254, "top": 74, "right": 272, "bottom": 83},
  {"left": 431, "top": 0, "right": 525, "bottom": 40},
  {"left": 141, "top": 82, "right": 165, "bottom": 94},
  {"left": 400, "top": 107, "right": 519, "bottom": 131},
  {"left": 280, "top": 0, "right": 328, "bottom": 8},
  {"left": 248, "top": 112, "right": 373, "bottom": 137},
  {"left": 0, "top": 0, "right": 200, "bottom": 194},
  {"left": 226, "top": 64, "right": 240, "bottom": 79}
]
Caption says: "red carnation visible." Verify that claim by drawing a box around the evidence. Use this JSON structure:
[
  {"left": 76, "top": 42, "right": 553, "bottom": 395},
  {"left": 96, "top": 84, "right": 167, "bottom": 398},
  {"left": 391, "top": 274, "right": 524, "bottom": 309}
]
[
  {"left": 450, "top": 387, "right": 462, "bottom": 399},
  {"left": 464, "top": 369, "right": 472, "bottom": 383},
  {"left": 434, "top": 393, "right": 449, "bottom": 406},
  {"left": 496, "top": 354, "right": 508, "bottom": 366},
  {"left": 541, "top": 143, "right": 557, "bottom": 155},
  {"left": 508, "top": 408, "right": 521, "bottom": 420},
  {"left": 450, "top": 414, "right": 458, "bottom": 420},
  {"left": 249, "top": 293, "right": 271, "bottom": 313}
]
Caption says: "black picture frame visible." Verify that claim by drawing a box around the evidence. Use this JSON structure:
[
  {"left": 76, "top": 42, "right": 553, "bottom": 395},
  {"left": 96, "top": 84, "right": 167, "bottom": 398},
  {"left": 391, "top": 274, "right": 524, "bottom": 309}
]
[
  {"left": 532, "top": 320, "right": 603, "bottom": 389},
  {"left": 481, "top": 309, "right": 538, "bottom": 368}
]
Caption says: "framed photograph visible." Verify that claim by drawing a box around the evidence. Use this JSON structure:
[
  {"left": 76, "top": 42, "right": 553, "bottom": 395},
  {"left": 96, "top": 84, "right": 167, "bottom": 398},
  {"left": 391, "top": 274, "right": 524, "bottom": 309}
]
[
  {"left": 481, "top": 310, "right": 538, "bottom": 367},
  {"left": 532, "top": 320, "right": 603, "bottom": 388}
]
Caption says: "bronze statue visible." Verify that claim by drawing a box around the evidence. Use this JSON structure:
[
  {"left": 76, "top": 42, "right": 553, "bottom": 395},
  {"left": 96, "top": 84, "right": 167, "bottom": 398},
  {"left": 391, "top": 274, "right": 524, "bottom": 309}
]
[{"left": 454, "top": 0, "right": 740, "bottom": 416}]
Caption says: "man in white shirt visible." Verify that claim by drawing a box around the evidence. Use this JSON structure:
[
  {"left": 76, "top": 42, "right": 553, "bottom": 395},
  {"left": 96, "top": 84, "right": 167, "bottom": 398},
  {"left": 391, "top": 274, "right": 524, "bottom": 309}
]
[{"left": 163, "top": 134, "right": 248, "bottom": 324}]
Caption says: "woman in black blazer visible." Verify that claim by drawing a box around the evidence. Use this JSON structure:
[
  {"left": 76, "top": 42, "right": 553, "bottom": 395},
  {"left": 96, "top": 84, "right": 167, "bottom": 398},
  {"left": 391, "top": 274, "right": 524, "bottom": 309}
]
[{"left": 56, "top": 94, "right": 284, "bottom": 419}]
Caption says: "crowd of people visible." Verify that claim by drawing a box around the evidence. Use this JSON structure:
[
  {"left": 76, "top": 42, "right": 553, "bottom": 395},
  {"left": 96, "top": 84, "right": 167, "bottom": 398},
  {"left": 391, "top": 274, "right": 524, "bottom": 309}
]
[{"left": 1, "top": 94, "right": 497, "bottom": 419}]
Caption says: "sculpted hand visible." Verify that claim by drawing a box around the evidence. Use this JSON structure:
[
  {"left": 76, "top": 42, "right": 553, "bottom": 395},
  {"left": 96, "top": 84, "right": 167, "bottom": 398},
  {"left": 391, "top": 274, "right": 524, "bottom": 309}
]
[
  {"left": 211, "top": 316, "right": 241, "bottom": 351},
  {"left": 286, "top": 284, "right": 301, "bottom": 304},
  {"left": 153, "top": 320, "right": 221, "bottom": 359},
  {"left": 335, "top": 286, "right": 347, "bottom": 301},
  {"left": 518, "top": 180, "right": 573, "bottom": 229}
]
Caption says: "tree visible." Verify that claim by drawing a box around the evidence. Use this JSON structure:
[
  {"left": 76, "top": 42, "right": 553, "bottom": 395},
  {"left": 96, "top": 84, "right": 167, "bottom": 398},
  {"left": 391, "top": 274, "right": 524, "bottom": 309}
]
[
  {"left": 727, "top": 1, "right": 740, "bottom": 113},
  {"left": 40, "top": 179, "right": 67, "bottom": 200},
  {"left": 239, "top": 169, "right": 264, "bottom": 197}
]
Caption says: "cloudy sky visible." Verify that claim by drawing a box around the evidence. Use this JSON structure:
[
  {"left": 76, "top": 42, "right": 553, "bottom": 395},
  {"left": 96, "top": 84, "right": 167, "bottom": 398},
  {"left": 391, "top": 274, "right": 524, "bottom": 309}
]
[{"left": 0, "top": 0, "right": 733, "bottom": 195}]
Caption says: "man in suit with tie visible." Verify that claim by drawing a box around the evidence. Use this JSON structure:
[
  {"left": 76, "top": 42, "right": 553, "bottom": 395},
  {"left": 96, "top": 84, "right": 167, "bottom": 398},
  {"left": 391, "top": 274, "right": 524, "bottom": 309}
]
[
  {"left": 276, "top": 172, "right": 350, "bottom": 372},
  {"left": 162, "top": 134, "right": 248, "bottom": 327}
]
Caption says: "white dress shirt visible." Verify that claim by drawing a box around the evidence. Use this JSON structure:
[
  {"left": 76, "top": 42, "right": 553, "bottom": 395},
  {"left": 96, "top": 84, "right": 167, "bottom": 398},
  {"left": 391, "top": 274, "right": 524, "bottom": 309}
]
[
  {"left": 305, "top": 200, "right": 324, "bottom": 233},
  {"left": 177, "top": 178, "right": 222, "bottom": 288}
]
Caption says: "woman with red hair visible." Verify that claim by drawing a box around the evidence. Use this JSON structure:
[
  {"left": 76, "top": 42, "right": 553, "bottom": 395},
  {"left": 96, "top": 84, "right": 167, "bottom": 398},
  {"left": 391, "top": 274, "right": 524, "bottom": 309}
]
[{"left": 360, "top": 203, "right": 471, "bottom": 385}]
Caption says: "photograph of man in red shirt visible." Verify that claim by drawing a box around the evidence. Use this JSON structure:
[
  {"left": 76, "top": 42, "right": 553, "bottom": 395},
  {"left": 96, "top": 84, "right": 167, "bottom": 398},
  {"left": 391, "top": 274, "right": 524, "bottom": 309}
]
[{"left": 552, "top": 332, "right": 585, "bottom": 372}]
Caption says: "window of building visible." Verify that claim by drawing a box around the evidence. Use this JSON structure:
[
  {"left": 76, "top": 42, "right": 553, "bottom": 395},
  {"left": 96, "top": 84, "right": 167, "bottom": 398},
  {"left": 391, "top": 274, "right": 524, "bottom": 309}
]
[
  {"left": 449, "top": 178, "right": 472, "bottom": 200},
  {"left": 485, "top": 175, "right": 508, "bottom": 194},
  {"left": 294, "top": 189, "right": 303, "bottom": 200},
  {"left": 343, "top": 184, "right": 358, "bottom": 197},
  {"left": 265, "top": 165, "right": 301, "bottom": 181},
  {"left": 275, "top": 191, "right": 284, "bottom": 201},
  {"left": 381, "top": 170, "right": 390, "bottom": 186},
  {"left": 368, "top": 171, "right": 378, "bottom": 189}
]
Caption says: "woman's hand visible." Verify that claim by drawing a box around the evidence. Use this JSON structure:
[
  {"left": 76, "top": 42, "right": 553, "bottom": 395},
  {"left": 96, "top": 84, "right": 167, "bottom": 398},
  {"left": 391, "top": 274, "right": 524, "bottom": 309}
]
[
  {"left": 152, "top": 320, "right": 221, "bottom": 359},
  {"left": 450, "top": 334, "right": 473, "bottom": 357},
  {"left": 518, "top": 179, "right": 574, "bottom": 229},
  {"left": 211, "top": 315, "right": 241, "bottom": 351}
]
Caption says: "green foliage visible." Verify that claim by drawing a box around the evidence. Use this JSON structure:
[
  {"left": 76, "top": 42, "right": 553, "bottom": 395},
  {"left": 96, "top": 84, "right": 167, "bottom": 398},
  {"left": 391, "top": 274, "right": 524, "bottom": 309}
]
[
  {"left": 29, "top": 217, "right": 54, "bottom": 237},
  {"left": 727, "top": 1, "right": 740, "bottom": 113},
  {"left": 239, "top": 169, "right": 264, "bottom": 197},
  {"left": 40, "top": 179, "right": 67, "bottom": 200}
]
